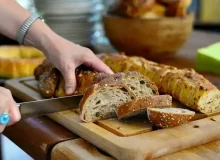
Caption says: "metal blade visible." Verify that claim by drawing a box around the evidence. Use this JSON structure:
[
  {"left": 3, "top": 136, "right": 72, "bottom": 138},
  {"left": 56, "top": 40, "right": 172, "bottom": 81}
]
[{"left": 17, "top": 95, "right": 83, "bottom": 119}]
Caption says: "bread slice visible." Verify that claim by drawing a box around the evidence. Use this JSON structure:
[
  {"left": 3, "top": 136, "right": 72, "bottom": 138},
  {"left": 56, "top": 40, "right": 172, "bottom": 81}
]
[
  {"left": 80, "top": 82, "right": 132, "bottom": 122},
  {"left": 117, "top": 95, "right": 172, "bottom": 119},
  {"left": 121, "top": 71, "right": 159, "bottom": 98},
  {"left": 80, "top": 71, "right": 159, "bottom": 122},
  {"left": 147, "top": 108, "right": 195, "bottom": 128}
]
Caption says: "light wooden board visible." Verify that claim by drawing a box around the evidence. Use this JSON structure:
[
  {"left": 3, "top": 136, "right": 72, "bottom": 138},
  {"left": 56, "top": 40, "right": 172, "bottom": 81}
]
[
  {"left": 51, "top": 139, "right": 115, "bottom": 160},
  {"left": 51, "top": 138, "right": 220, "bottom": 160},
  {"left": 5, "top": 77, "right": 220, "bottom": 160}
]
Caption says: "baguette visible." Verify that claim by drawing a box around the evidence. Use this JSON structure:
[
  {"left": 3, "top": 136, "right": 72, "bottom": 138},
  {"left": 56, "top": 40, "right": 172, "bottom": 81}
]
[
  {"left": 100, "top": 53, "right": 220, "bottom": 114},
  {"left": 147, "top": 107, "right": 195, "bottom": 128},
  {"left": 117, "top": 95, "right": 172, "bottom": 119},
  {"left": 80, "top": 71, "right": 159, "bottom": 122}
]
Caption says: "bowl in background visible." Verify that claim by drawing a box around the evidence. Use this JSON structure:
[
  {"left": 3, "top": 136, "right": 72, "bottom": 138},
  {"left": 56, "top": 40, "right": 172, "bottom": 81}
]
[{"left": 103, "top": 13, "right": 194, "bottom": 61}]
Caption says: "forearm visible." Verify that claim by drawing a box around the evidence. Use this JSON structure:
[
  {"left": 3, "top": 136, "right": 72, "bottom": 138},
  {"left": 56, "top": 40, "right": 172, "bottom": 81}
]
[{"left": 0, "top": 0, "right": 58, "bottom": 52}]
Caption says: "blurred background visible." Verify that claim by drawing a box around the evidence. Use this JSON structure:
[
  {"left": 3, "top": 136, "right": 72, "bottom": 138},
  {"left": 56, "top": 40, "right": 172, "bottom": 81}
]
[
  {"left": 0, "top": 0, "right": 220, "bottom": 160},
  {"left": 1, "top": 0, "right": 220, "bottom": 51}
]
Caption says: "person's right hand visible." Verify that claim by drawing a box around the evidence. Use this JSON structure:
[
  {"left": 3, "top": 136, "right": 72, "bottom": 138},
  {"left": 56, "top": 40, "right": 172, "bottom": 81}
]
[{"left": 0, "top": 87, "right": 21, "bottom": 133}]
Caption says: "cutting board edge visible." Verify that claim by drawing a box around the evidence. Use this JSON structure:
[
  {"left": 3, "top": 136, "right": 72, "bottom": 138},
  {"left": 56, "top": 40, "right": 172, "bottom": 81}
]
[{"left": 48, "top": 111, "right": 220, "bottom": 160}]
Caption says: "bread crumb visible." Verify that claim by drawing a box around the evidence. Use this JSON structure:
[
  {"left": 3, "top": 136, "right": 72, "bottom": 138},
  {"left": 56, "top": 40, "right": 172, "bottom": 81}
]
[
  {"left": 193, "top": 125, "right": 199, "bottom": 128},
  {"left": 210, "top": 118, "right": 216, "bottom": 122}
]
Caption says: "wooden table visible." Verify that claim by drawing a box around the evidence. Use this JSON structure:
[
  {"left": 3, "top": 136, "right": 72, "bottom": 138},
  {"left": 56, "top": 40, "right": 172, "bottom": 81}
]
[{"left": 3, "top": 31, "right": 220, "bottom": 160}]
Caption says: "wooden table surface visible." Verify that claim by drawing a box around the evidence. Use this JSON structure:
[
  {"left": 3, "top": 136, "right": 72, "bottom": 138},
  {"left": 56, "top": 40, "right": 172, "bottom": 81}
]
[{"left": 3, "top": 30, "right": 220, "bottom": 160}]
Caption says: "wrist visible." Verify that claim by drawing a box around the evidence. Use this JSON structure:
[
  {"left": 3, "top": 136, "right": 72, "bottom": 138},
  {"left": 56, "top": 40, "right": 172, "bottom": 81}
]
[{"left": 23, "top": 19, "right": 60, "bottom": 55}]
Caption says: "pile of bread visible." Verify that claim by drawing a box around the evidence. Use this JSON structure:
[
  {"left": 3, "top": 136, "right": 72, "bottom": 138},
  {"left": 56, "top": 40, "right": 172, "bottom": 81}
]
[
  {"left": 109, "top": 0, "right": 192, "bottom": 19},
  {"left": 34, "top": 53, "right": 220, "bottom": 128}
]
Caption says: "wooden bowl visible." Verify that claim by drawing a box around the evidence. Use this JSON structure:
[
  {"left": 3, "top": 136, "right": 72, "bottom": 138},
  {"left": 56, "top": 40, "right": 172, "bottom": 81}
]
[{"left": 103, "top": 14, "right": 194, "bottom": 61}]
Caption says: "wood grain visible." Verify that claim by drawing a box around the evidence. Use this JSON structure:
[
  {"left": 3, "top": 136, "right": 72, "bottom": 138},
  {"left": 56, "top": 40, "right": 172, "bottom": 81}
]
[
  {"left": 96, "top": 117, "right": 152, "bottom": 137},
  {"left": 51, "top": 138, "right": 220, "bottom": 160},
  {"left": 51, "top": 139, "right": 114, "bottom": 160},
  {"left": 155, "top": 140, "right": 220, "bottom": 160},
  {"left": 3, "top": 116, "right": 77, "bottom": 160}
]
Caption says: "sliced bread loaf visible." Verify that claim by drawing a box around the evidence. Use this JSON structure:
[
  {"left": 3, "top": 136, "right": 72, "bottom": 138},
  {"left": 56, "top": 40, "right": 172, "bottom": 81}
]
[
  {"left": 117, "top": 95, "right": 172, "bottom": 119},
  {"left": 80, "top": 71, "right": 159, "bottom": 122},
  {"left": 101, "top": 53, "right": 220, "bottom": 115},
  {"left": 147, "top": 107, "right": 195, "bottom": 128}
]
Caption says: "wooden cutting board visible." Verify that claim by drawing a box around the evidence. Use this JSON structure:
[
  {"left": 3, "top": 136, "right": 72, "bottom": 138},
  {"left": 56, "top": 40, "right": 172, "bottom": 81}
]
[{"left": 5, "top": 77, "right": 220, "bottom": 160}]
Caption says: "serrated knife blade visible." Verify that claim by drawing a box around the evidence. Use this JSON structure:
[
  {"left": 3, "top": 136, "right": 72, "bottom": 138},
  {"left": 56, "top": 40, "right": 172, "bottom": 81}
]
[{"left": 17, "top": 95, "right": 83, "bottom": 119}]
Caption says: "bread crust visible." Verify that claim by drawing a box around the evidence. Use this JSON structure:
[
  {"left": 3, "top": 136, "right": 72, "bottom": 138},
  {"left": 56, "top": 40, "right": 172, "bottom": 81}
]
[
  {"left": 118, "top": 95, "right": 172, "bottom": 119},
  {"left": 100, "top": 53, "right": 220, "bottom": 114},
  {"left": 117, "top": 0, "right": 156, "bottom": 18},
  {"left": 166, "top": 0, "right": 192, "bottom": 17},
  {"left": 34, "top": 61, "right": 112, "bottom": 98},
  {"left": 38, "top": 68, "right": 59, "bottom": 98},
  {"left": 79, "top": 76, "right": 127, "bottom": 122},
  {"left": 0, "top": 46, "right": 45, "bottom": 78},
  {"left": 79, "top": 71, "right": 159, "bottom": 122},
  {"left": 147, "top": 107, "right": 195, "bottom": 128},
  {"left": 34, "top": 59, "right": 53, "bottom": 80}
]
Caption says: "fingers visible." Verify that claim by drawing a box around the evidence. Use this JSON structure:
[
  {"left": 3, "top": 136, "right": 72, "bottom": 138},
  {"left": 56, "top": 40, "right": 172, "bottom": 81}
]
[
  {"left": 62, "top": 69, "right": 77, "bottom": 95},
  {"left": 84, "top": 52, "right": 114, "bottom": 74},
  {"left": 7, "top": 101, "right": 21, "bottom": 126},
  {"left": 0, "top": 87, "right": 21, "bottom": 133}
]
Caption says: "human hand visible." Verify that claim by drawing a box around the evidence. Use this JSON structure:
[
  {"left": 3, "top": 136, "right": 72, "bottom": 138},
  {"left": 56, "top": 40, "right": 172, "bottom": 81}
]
[
  {"left": 0, "top": 87, "right": 21, "bottom": 133},
  {"left": 42, "top": 35, "right": 113, "bottom": 95}
]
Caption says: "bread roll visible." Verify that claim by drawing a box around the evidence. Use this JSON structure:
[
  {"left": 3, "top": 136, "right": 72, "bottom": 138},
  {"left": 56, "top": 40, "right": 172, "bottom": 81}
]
[
  {"left": 116, "top": 0, "right": 155, "bottom": 18},
  {"left": 166, "top": 0, "right": 192, "bottom": 17}
]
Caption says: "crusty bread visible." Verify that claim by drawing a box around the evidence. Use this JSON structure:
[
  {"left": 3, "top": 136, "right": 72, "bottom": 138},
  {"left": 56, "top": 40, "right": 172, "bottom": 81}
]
[
  {"left": 147, "top": 107, "right": 195, "bottom": 128},
  {"left": 54, "top": 70, "right": 99, "bottom": 97},
  {"left": 166, "top": 0, "right": 192, "bottom": 17},
  {"left": 117, "top": 95, "right": 172, "bottom": 119},
  {"left": 115, "top": 0, "right": 155, "bottom": 18},
  {"left": 80, "top": 77, "right": 132, "bottom": 122},
  {"left": 34, "top": 59, "right": 53, "bottom": 80},
  {"left": 140, "top": 2, "right": 167, "bottom": 19},
  {"left": 100, "top": 53, "right": 220, "bottom": 114},
  {"left": 34, "top": 60, "right": 112, "bottom": 98},
  {"left": 38, "top": 68, "right": 59, "bottom": 98},
  {"left": 80, "top": 71, "right": 159, "bottom": 122},
  {"left": 0, "top": 46, "right": 45, "bottom": 78}
]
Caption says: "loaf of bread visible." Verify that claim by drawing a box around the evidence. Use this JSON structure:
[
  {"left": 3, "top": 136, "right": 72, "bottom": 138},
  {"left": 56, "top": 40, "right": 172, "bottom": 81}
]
[
  {"left": 117, "top": 95, "right": 172, "bottom": 119},
  {"left": 0, "top": 46, "right": 45, "bottom": 78},
  {"left": 80, "top": 71, "right": 159, "bottom": 122},
  {"left": 115, "top": 0, "right": 155, "bottom": 18},
  {"left": 100, "top": 53, "right": 220, "bottom": 114},
  {"left": 110, "top": 0, "right": 191, "bottom": 18},
  {"left": 139, "top": 2, "right": 167, "bottom": 19},
  {"left": 147, "top": 107, "right": 195, "bottom": 128},
  {"left": 166, "top": 0, "right": 192, "bottom": 17}
]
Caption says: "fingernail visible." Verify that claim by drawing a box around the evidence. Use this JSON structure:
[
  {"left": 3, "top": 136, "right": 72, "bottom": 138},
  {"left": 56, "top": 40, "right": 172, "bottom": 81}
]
[{"left": 66, "top": 87, "right": 74, "bottom": 95}]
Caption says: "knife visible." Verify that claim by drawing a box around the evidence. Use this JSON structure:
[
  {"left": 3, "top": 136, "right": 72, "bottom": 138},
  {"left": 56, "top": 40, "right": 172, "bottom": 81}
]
[{"left": 17, "top": 95, "right": 83, "bottom": 119}]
